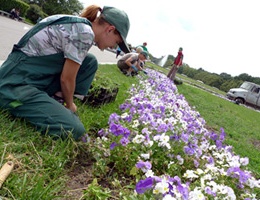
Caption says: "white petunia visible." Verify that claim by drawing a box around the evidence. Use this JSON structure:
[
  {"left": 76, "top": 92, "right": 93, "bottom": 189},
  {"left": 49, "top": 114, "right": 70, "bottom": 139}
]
[
  {"left": 240, "top": 157, "right": 249, "bottom": 166},
  {"left": 132, "top": 120, "right": 140, "bottom": 128},
  {"left": 145, "top": 169, "right": 154, "bottom": 177},
  {"left": 183, "top": 170, "right": 199, "bottom": 179},
  {"left": 140, "top": 153, "right": 150, "bottom": 160},
  {"left": 153, "top": 180, "right": 169, "bottom": 195},
  {"left": 132, "top": 135, "right": 145, "bottom": 144},
  {"left": 121, "top": 112, "right": 129, "bottom": 119},
  {"left": 162, "top": 194, "right": 177, "bottom": 200},
  {"left": 189, "top": 187, "right": 205, "bottom": 200}
]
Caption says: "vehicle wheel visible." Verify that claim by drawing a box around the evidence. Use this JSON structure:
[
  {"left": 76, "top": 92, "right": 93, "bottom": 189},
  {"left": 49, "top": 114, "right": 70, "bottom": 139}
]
[{"left": 235, "top": 98, "right": 244, "bottom": 104}]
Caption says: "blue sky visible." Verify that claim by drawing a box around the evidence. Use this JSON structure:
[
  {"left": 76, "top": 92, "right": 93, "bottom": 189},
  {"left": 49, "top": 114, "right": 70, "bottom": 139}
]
[{"left": 82, "top": 0, "right": 260, "bottom": 77}]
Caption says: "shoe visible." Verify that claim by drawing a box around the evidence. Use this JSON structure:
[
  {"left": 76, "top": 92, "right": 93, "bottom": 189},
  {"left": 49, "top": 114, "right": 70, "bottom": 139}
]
[{"left": 51, "top": 94, "right": 65, "bottom": 105}]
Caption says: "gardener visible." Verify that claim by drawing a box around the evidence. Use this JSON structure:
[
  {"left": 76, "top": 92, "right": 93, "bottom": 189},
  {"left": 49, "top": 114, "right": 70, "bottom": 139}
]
[
  {"left": 0, "top": 5, "right": 130, "bottom": 140},
  {"left": 117, "top": 51, "right": 148, "bottom": 76},
  {"left": 167, "top": 47, "right": 184, "bottom": 80}
]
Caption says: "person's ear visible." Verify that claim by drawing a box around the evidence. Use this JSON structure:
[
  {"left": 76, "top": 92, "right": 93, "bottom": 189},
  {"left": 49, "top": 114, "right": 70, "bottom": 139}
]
[{"left": 107, "top": 25, "right": 116, "bottom": 33}]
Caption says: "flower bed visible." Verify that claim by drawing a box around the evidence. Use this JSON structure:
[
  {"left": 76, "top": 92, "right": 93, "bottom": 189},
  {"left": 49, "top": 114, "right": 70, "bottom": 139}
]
[
  {"left": 82, "top": 73, "right": 119, "bottom": 107},
  {"left": 91, "top": 69, "right": 259, "bottom": 199},
  {"left": 82, "top": 87, "right": 119, "bottom": 107}
]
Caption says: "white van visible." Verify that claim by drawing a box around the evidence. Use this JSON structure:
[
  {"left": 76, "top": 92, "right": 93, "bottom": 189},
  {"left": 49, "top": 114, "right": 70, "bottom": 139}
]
[{"left": 226, "top": 81, "right": 260, "bottom": 107}]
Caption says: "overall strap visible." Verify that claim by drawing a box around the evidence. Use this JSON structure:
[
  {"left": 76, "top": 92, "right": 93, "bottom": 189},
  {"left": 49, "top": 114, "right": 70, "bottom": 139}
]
[{"left": 14, "top": 16, "right": 92, "bottom": 49}]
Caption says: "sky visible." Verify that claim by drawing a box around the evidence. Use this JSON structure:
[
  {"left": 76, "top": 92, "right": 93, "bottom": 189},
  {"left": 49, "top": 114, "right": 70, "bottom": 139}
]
[{"left": 81, "top": 0, "right": 260, "bottom": 77}]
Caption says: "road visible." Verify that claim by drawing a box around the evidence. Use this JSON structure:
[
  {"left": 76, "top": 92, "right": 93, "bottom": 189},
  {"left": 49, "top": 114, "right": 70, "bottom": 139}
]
[{"left": 0, "top": 16, "right": 119, "bottom": 66}]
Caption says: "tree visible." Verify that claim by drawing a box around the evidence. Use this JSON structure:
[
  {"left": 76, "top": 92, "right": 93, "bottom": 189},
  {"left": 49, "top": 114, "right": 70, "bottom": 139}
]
[
  {"left": 26, "top": 4, "right": 47, "bottom": 23},
  {"left": 220, "top": 80, "right": 243, "bottom": 92},
  {"left": 42, "top": 0, "right": 83, "bottom": 15},
  {"left": 234, "top": 73, "right": 253, "bottom": 82},
  {"left": 181, "top": 65, "right": 198, "bottom": 79},
  {"left": 23, "top": 0, "right": 83, "bottom": 16},
  {"left": 220, "top": 72, "right": 232, "bottom": 80}
]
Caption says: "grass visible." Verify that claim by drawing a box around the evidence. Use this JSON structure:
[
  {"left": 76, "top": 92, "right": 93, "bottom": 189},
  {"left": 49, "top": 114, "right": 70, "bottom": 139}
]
[
  {"left": 0, "top": 64, "right": 138, "bottom": 199},
  {"left": 0, "top": 63, "right": 259, "bottom": 199}
]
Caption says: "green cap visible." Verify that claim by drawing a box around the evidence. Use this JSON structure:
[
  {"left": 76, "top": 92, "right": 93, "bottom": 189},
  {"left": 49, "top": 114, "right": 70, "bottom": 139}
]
[
  {"left": 140, "top": 50, "right": 148, "bottom": 59},
  {"left": 102, "top": 6, "right": 130, "bottom": 53}
]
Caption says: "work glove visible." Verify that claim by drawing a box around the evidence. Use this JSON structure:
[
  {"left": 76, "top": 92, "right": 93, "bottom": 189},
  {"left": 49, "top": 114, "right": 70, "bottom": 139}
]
[{"left": 131, "top": 65, "right": 138, "bottom": 72}]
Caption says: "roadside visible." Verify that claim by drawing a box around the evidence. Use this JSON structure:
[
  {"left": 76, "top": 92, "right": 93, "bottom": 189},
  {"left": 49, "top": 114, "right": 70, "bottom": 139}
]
[{"left": 179, "top": 77, "right": 260, "bottom": 113}]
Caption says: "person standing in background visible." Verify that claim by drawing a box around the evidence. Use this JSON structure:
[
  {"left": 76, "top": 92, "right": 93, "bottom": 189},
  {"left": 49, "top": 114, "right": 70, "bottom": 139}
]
[
  {"left": 136, "top": 42, "right": 148, "bottom": 53},
  {"left": 167, "top": 47, "right": 184, "bottom": 80},
  {"left": 116, "top": 46, "right": 122, "bottom": 58}
]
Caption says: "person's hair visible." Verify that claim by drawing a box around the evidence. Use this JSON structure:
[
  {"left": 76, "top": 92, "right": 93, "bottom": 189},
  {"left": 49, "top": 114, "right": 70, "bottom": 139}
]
[
  {"left": 80, "top": 5, "right": 102, "bottom": 22},
  {"left": 80, "top": 5, "right": 120, "bottom": 36}
]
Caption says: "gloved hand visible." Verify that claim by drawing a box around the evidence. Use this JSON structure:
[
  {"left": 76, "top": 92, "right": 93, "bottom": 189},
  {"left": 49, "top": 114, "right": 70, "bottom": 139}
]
[
  {"left": 143, "top": 70, "right": 147, "bottom": 74},
  {"left": 131, "top": 65, "right": 138, "bottom": 72}
]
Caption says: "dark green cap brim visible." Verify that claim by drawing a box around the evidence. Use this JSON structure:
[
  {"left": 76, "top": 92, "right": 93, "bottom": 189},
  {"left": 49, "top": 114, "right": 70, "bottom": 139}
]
[{"left": 118, "top": 38, "right": 130, "bottom": 53}]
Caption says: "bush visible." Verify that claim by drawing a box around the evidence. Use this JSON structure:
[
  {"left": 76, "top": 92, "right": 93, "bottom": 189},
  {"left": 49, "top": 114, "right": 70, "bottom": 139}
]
[
  {"left": 26, "top": 4, "right": 48, "bottom": 24},
  {"left": 0, "top": 0, "right": 29, "bottom": 17}
]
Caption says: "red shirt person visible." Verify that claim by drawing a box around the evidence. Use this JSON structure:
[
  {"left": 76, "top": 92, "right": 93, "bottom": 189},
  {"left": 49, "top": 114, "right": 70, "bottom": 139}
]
[{"left": 167, "top": 47, "right": 184, "bottom": 80}]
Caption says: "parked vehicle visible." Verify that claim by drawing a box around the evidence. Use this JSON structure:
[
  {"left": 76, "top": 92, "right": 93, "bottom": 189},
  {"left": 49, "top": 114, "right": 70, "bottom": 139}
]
[{"left": 226, "top": 81, "right": 260, "bottom": 107}]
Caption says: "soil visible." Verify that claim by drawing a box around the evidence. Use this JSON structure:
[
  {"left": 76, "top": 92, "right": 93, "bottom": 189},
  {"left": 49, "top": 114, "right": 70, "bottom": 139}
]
[
  {"left": 252, "top": 139, "right": 260, "bottom": 150},
  {"left": 61, "top": 153, "right": 95, "bottom": 199}
]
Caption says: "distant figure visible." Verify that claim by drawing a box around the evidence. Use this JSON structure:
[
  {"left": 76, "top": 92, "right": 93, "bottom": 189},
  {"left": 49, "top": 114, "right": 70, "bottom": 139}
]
[
  {"left": 137, "top": 42, "right": 148, "bottom": 53},
  {"left": 131, "top": 47, "right": 136, "bottom": 52},
  {"left": 10, "top": 8, "right": 20, "bottom": 20},
  {"left": 167, "top": 47, "right": 184, "bottom": 80},
  {"left": 136, "top": 46, "right": 143, "bottom": 53},
  {"left": 116, "top": 46, "right": 121, "bottom": 58},
  {"left": 117, "top": 51, "right": 148, "bottom": 76}
]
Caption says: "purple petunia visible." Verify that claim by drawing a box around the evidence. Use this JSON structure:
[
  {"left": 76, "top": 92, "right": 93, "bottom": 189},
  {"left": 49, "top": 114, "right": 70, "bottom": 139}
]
[
  {"left": 136, "top": 160, "right": 152, "bottom": 172},
  {"left": 110, "top": 142, "right": 118, "bottom": 150},
  {"left": 120, "top": 137, "right": 129, "bottom": 146},
  {"left": 135, "top": 177, "right": 154, "bottom": 194},
  {"left": 109, "top": 123, "right": 125, "bottom": 136}
]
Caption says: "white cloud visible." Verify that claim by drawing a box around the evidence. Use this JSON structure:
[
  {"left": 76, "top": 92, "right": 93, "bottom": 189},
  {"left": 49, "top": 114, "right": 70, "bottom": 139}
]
[{"left": 81, "top": 0, "right": 260, "bottom": 77}]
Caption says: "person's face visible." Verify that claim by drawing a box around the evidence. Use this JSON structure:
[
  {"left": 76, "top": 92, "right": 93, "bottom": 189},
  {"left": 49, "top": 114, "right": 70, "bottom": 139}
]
[
  {"left": 96, "top": 24, "right": 122, "bottom": 51},
  {"left": 139, "top": 53, "right": 147, "bottom": 61}
]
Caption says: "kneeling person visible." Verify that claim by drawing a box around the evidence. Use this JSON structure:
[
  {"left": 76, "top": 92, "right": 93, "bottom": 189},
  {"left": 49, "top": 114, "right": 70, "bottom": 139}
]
[{"left": 117, "top": 51, "right": 148, "bottom": 76}]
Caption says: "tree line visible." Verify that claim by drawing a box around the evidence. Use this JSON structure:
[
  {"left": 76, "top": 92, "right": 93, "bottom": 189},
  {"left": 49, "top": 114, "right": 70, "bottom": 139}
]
[
  {"left": 178, "top": 65, "right": 260, "bottom": 92},
  {"left": 0, "top": 0, "right": 83, "bottom": 24},
  {"left": 178, "top": 64, "right": 260, "bottom": 92},
  {"left": 150, "top": 54, "right": 260, "bottom": 92}
]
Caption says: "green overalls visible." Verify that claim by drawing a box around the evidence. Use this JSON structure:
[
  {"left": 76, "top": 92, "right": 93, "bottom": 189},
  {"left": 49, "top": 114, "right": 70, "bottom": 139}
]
[{"left": 0, "top": 16, "right": 98, "bottom": 140}]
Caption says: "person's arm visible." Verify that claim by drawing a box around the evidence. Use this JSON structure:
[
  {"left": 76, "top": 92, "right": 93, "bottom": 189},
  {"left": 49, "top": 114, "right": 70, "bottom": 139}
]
[
  {"left": 177, "top": 58, "right": 183, "bottom": 67},
  {"left": 60, "top": 58, "right": 80, "bottom": 112},
  {"left": 136, "top": 61, "right": 144, "bottom": 71},
  {"left": 125, "top": 56, "right": 134, "bottom": 67},
  {"left": 124, "top": 56, "right": 138, "bottom": 71}
]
